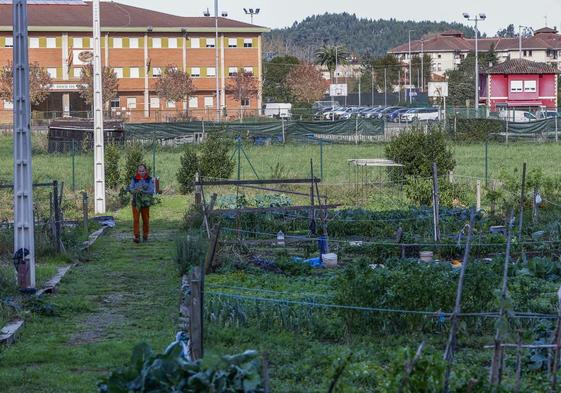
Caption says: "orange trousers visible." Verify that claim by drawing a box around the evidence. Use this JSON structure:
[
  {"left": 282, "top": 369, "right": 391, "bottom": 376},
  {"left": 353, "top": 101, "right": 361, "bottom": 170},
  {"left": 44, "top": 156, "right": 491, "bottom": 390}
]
[{"left": 132, "top": 206, "right": 150, "bottom": 239}]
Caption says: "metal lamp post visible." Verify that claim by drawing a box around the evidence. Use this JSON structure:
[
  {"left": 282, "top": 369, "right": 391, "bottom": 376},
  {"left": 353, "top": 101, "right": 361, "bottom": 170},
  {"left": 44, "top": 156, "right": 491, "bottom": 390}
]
[
  {"left": 243, "top": 8, "right": 260, "bottom": 24},
  {"left": 518, "top": 25, "right": 529, "bottom": 58},
  {"left": 204, "top": 2, "right": 226, "bottom": 122},
  {"left": 463, "top": 12, "right": 486, "bottom": 115},
  {"left": 408, "top": 29, "right": 414, "bottom": 104}
]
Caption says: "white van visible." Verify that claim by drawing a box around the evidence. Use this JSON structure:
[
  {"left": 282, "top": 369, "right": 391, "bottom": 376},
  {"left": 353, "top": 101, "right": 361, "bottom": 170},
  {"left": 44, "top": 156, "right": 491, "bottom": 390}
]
[
  {"left": 263, "top": 103, "right": 292, "bottom": 119},
  {"left": 498, "top": 110, "right": 536, "bottom": 122}
]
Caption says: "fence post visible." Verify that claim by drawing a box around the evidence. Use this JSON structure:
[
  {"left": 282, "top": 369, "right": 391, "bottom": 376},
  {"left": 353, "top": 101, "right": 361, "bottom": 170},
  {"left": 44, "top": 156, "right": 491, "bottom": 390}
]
[
  {"left": 194, "top": 172, "right": 202, "bottom": 207},
  {"left": 556, "top": 115, "right": 558, "bottom": 143},
  {"left": 431, "top": 163, "right": 441, "bottom": 243},
  {"left": 518, "top": 162, "right": 527, "bottom": 241},
  {"left": 189, "top": 266, "right": 203, "bottom": 360},
  {"left": 476, "top": 180, "right": 481, "bottom": 211},
  {"left": 320, "top": 140, "right": 324, "bottom": 180},
  {"left": 355, "top": 117, "right": 358, "bottom": 144},
  {"left": 506, "top": 116, "right": 509, "bottom": 145},
  {"left": 485, "top": 140, "right": 489, "bottom": 188},
  {"left": 71, "top": 139, "right": 75, "bottom": 192},
  {"left": 82, "top": 191, "right": 89, "bottom": 237},
  {"left": 281, "top": 118, "right": 285, "bottom": 144},
  {"left": 52, "top": 180, "right": 62, "bottom": 253}
]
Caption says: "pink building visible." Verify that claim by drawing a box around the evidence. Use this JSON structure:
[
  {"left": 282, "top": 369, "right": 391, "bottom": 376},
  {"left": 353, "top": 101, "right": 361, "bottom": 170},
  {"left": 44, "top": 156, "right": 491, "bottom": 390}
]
[{"left": 480, "top": 58, "right": 559, "bottom": 111}]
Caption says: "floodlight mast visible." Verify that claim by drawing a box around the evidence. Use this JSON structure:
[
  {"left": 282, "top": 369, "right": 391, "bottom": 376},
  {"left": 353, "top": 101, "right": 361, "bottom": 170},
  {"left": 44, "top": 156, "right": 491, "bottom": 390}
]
[
  {"left": 92, "top": 0, "right": 106, "bottom": 213},
  {"left": 13, "top": 0, "right": 36, "bottom": 290}
]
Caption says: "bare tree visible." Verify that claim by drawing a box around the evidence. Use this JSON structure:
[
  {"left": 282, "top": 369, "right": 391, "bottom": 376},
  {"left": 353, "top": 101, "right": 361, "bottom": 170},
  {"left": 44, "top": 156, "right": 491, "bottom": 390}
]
[
  {"left": 154, "top": 65, "right": 195, "bottom": 114},
  {"left": 226, "top": 71, "right": 258, "bottom": 120},
  {"left": 0, "top": 61, "right": 52, "bottom": 106},
  {"left": 77, "top": 64, "right": 119, "bottom": 107},
  {"left": 286, "top": 63, "right": 327, "bottom": 105}
]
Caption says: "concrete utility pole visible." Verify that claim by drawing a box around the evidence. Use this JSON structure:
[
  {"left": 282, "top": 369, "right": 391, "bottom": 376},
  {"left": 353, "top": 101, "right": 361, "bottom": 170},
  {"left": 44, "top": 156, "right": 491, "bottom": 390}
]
[
  {"left": 92, "top": 0, "right": 106, "bottom": 213},
  {"left": 214, "top": 0, "right": 220, "bottom": 122},
  {"left": 408, "top": 29, "right": 413, "bottom": 104},
  {"left": 463, "top": 12, "right": 486, "bottom": 113},
  {"left": 13, "top": 0, "right": 36, "bottom": 290}
]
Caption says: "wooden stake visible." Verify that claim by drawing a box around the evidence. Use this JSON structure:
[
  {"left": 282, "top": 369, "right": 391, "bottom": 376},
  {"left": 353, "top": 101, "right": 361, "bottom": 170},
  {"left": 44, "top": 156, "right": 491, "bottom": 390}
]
[
  {"left": 550, "top": 286, "right": 561, "bottom": 392},
  {"left": 490, "top": 209, "right": 515, "bottom": 386},
  {"left": 443, "top": 208, "right": 476, "bottom": 393},
  {"left": 532, "top": 187, "right": 538, "bottom": 225},
  {"left": 432, "top": 162, "right": 441, "bottom": 243},
  {"left": 189, "top": 266, "right": 203, "bottom": 360},
  {"left": 518, "top": 162, "right": 527, "bottom": 241},
  {"left": 476, "top": 180, "right": 481, "bottom": 211},
  {"left": 514, "top": 332, "right": 523, "bottom": 393},
  {"left": 82, "top": 191, "right": 88, "bottom": 237},
  {"left": 204, "top": 225, "right": 221, "bottom": 274},
  {"left": 52, "top": 180, "right": 62, "bottom": 253}
]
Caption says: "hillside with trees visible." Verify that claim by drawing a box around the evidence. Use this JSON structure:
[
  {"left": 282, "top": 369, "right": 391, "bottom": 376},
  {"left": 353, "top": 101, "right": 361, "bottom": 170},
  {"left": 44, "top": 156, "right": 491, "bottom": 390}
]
[{"left": 264, "top": 13, "right": 477, "bottom": 60}]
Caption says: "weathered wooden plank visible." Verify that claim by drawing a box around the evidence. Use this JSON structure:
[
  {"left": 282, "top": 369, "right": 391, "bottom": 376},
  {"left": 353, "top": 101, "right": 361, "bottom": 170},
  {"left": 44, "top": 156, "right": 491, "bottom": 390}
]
[
  {"left": 0, "top": 319, "right": 24, "bottom": 345},
  {"left": 210, "top": 204, "right": 340, "bottom": 216},
  {"left": 80, "top": 225, "right": 110, "bottom": 251},
  {"left": 36, "top": 264, "right": 73, "bottom": 297},
  {"left": 195, "top": 178, "right": 320, "bottom": 186}
]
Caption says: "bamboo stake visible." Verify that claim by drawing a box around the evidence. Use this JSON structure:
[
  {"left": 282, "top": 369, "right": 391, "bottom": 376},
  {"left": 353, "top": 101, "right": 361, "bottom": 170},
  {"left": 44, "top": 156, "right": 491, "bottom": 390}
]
[
  {"left": 514, "top": 332, "right": 523, "bottom": 393},
  {"left": 443, "top": 208, "right": 476, "bottom": 393},
  {"left": 399, "top": 341, "right": 426, "bottom": 393},
  {"left": 490, "top": 209, "right": 515, "bottom": 386},
  {"left": 432, "top": 162, "right": 441, "bottom": 242}
]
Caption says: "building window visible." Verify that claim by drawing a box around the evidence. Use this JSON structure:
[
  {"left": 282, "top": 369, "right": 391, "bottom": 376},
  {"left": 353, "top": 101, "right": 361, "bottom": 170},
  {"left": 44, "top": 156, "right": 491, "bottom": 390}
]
[
  {"left": 204, "top": 96, "right": 214, "bottom": 107},
  {"left": 29, "top": 37, "right": 39, "bottom": 48},
  {"left": 206, "top": 38, "right": 215, "bottom": 48},
  {"left": 73, "top": 68, "right": 82, "bottom": 79},
  {"left": 152, "top": 37, "right": 161, "bottom": 48},
  {"left": 72, "top": 37, "right": 83, "bottom": 48},
  {"left": 189, "top": 96, "right": 198, "bottom": 108},
  {"left": 168, "top": 38, "right": 178, "bottom": 48},
  {"left": 206, "top": 67, "right": 216, "bottom": 77},
  {"left": 228, "top": 38, "right": 237, "bottom": 48},
  {"left": 510, "top": 80, "right": 523, "bottom": 92},
  {"left": 437, "top": 54, "right": 442, "bottom": 58},
  {"left": 126, "top": 97, "right": 137, "bottom": 109},
  {"left": 191, "top": 67, "right": 200, "bottom": 77},
  {"left": 129, "top": 67, "right": 140, "bottom": 78},
  {"left": 129, "top": 38, "right": 139, "bottom": 48},
  {"left": 150, "top": 97, "right": 160, "bottom": 109},
  {"left": 437, "top": 63, "right": 442, "bottom": 71},
  {"left": 190, "top": 38, "right": 200, "bottom": 48},
  {"left": 113, "top": 38, "right": 123, "bottom": 48},
  {"left": 243, "top": 38, "right": 253, "bottom": 48},
  {"left": 110, "top": 98, "right": 120, "bottom": 109},
  {"left": 47, "top": 68, "right": 57, "bottom": 79},
  {"left": 46, "top": 37, "right": 56, "bottom": 48},
  {"left": 241, "top": 98, "right": 250, "bottom": 107},
  {"left": 243, "top": 67, "right": 253, "bottom": 75},
  {"left": 228, "top": 67, "right": 238, "bottom": 76},
  {"left": 167, "top": 100, "right": 176, "bottom": 109},
  {"left": 3, "top": 100, "right": 13, "bottom": 109},
  {"left": 152, "top": 67, "right": 162, "bottom": 77},
  {"left": 5, "top": 37, "right": 13, "bottom": 47},
  {"left": 114, "top": 67, "right": 124, "bottom": 78},
  {"left": 524, "top": 80, "right": 537, "bottom": 92}
]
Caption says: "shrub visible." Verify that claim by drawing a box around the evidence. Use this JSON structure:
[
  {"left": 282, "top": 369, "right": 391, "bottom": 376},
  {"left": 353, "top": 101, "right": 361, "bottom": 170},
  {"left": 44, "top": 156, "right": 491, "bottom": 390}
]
[
  {"left": 404, "top": 177, "right": 468, "bottom": 207},
  {"left": 174, "top": 230, "right": 207, "bottom": 275},
  {"left": 176, "top": 145, "right": 199, "bottom": 194},
  {"left": 104, "top": 143, "right": 121, "bottom": 189},
  {"left": 385, "top": 128, "right": 455, "bottom": 181},
  {"left": 199, "top": 134, "right": 234, "bottom": 180},
  {"left": 121, "top": 143, "right": 145, "bottom": 187},
  {"left": 450, "top": 118, "right": 504, "bottom": 142}
]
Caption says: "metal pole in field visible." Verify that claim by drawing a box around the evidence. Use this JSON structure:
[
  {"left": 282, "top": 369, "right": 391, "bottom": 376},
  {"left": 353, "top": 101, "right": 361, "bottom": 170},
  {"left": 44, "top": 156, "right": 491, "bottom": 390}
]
[
  {"left": 408, "top": 29, "right": 413, "bottom": 104},
  {"left": 13, "top": 0, "right": 36, "bottom": 291},
  {"left": 485, "top": 139, "right": 489, "bottom": 187},
  {"left": 92, "top": 0, "right": 106, "bottom": 214},
  {"left": 320, "top": 140, "right": 324, "bottom": 180},
  {"left": 384, "top": 67, "right": 387, "bottom": 106},
  {"left": 518, "top": 162, "right": 527, "bottom": 241},
  {"left": 431, "top": 162, "right": 441, "bottom": 242},
  {"left": 71, "top": 139, "right": 75, "bottom": 192},
  {"left": 214, "top": 0, "right": 220, "bottom": 123}
]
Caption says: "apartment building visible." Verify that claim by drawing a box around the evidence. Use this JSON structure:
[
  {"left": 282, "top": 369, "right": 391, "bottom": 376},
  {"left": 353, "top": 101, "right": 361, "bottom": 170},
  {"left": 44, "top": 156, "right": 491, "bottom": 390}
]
[
  {"left": 388, "top": 27, "right": 561, "bottom": 79},
  {"left": 0, "top": 0, "right": 268, "bottom": 122}
]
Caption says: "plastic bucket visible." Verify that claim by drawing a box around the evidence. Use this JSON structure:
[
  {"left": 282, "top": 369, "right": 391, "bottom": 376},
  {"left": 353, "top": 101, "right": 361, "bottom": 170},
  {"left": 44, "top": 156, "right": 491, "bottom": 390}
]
[
  {"left": 322, "top": 253, "right": 338, "bottom": 268},
  {"left": 419, "top": 251, "right": 433, "bottom": 262}
]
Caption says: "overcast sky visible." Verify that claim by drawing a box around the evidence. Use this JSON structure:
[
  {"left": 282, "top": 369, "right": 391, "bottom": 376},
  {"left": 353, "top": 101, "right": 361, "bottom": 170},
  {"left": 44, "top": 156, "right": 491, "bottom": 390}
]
[{"left": 118, "top": 0, "right": 561, "bottom": 35}]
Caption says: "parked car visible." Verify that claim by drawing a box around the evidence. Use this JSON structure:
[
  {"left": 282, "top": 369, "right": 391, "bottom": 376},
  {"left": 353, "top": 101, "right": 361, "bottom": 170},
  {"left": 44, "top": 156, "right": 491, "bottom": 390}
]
[
  {"left": 536, "top": 109, "right": 559, "bottom": 119},
  {"left": 362, "top": 107, "right": 384, "bottom": 118},
  {"left": 498, "top": 110, "right": 536, "bottom": 122},
  {"left": 375, "top": 106, "right": 402, "bottom": 119},
  {"left": 400, "top": 107, "right": 440, "bottom": 122},
  {"left": 263, "top": 103, "right": 292, "bottom": 119},
  {"left": 385, "top": 107, "right": 410, "bottom": 122}
]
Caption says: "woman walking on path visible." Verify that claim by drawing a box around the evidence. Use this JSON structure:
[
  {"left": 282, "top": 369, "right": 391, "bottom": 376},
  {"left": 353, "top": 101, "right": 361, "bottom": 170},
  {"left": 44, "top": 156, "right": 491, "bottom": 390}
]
[{"left": 129, "top": 164, "right": 155, "bottom": 243}]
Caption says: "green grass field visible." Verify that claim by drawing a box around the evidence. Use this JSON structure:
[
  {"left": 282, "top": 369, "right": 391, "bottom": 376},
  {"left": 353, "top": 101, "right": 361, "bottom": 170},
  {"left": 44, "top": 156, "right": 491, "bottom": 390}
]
[{"left": 2, "top": 135, "right": 561, "bottom": 191}]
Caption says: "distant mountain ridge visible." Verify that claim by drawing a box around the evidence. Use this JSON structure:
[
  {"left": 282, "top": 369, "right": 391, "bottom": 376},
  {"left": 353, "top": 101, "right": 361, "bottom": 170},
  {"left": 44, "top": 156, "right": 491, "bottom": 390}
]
[{"left": 263, "top": 13, "right": 477, "bottom": 60}]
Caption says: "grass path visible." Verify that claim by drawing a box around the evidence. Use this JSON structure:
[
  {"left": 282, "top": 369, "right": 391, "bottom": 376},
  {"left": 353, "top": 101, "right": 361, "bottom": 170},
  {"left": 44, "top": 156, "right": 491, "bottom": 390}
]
[{"left": 0, "top": 196, "right": 186, "bottom": 393}]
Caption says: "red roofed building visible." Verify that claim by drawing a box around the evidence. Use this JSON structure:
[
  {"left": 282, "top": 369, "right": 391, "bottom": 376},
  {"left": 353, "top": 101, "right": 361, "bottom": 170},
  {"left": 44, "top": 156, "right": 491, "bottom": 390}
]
[
  {"left": 479, "top": 58, "right": 559, "bottom": 111},
  {"left": 0, "top": 0, "right": 269, "bottom": 122}
]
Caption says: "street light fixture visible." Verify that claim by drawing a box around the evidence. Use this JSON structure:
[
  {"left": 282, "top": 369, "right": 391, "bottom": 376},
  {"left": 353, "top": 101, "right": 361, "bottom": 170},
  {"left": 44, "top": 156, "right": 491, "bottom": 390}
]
[
  {"left": 463, "top": 12, "right": 486, "bottom": 113},
  {"left": 408, "top": 29, "right": 414, "bottom": 104},
  {"left": 518, "top": 25, "right": 529, "bottom": 58},
  {"left": 204, "top": 1, "right": 225, "bottom": 122},
  {"left": 243, "top": 7, "right": 260, "bottom": 24}
]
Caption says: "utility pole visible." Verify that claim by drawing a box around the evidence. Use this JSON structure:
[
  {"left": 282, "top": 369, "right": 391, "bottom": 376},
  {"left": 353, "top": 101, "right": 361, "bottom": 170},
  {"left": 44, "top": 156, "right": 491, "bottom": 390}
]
[
  {"left": 420, "top": 40, "right": 424, "bottom": 92},
  {"left": 92, "top": 0, "right": 106, "bottom": 214},
  {"left": 214, "top": 0, "right": 220, "bottom": 122},
  {"left": 384, "top": 67, "right": 387, "bottom": 106},
  {"left": 13, "top": 0, "right": 36, "bottom": 291}
]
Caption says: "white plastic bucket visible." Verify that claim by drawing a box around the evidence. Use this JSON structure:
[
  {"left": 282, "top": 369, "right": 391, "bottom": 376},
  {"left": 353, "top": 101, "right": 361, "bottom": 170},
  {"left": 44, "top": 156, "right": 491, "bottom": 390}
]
[
  {"left": 419, "top": 251, "right": 433, "bottom": 263},
  {"left": 322, "top": 253, "right": 338, "bottom": 268}
]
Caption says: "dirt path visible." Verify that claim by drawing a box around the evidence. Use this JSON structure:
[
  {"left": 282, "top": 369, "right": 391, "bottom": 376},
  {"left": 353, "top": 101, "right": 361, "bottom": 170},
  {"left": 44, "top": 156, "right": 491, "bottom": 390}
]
[{"left": 0, "top": 196, "right": 185, "bottom": 393}]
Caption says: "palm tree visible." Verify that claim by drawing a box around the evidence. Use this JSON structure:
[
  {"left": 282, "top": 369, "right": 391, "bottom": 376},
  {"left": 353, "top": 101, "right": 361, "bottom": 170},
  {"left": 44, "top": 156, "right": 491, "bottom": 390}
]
[{"left": 315, "top": 45, "right": 349, "bottom": 80}]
